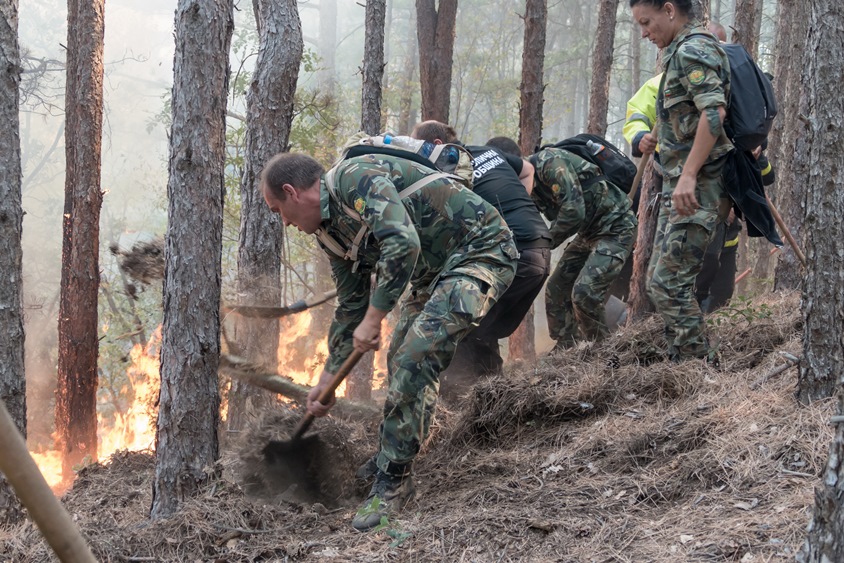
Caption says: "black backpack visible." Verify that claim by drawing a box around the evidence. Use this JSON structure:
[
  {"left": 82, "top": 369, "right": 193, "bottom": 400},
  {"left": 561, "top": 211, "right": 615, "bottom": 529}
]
[
  {"left": 537, "top": 133, "right": 637, "bottom": 193},
  {"left": 722, "top": 43, "right": 777, "bottom": 151},
  {"left": 673, "top": 35, "right": 777, "bottom": 151}
]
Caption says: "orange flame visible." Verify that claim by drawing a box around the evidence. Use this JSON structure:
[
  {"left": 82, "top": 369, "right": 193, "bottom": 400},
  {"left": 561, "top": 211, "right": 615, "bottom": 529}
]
[
  {"left": 30, "top": 327, "right": 162, "bottom": 493},
  {"left": 98, "top": 326, "right": 161, "bottom": 456},
  {"left": 276, "top": 309, "right": 337, "bottom": 390}
]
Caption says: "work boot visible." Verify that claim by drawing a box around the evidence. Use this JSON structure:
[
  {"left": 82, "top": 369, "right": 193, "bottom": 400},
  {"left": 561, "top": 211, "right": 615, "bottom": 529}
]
[
  {"left": 351, "top": 470, "right": 416, "bottom": 532},
  {"left": 355, "top": 453, "right": 378, "bottom": 481}
]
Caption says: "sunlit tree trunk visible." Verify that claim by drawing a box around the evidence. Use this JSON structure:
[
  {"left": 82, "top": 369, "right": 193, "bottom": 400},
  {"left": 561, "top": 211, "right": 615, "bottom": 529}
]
[
  {"left": 361, "top": 0, "right": 386, "bottom": 134},
  {"left": 0, "top": 0, "right": 25, "bottom": 524},
  {"left": 228, "top": 0, "right": 302, "bottom": 432},
  {"left": 586, "top": 0, "right": 618, "bottom": 136},
  {"left": 151, "top": 0, "right": 233, "bottom": 519},
  {"left": 56, "top": 0, "right": 105, "bottom": 483},
  {"left": 772, "top": 0, "right": 809, "bottom": 291},
  {"left": 797, "top": 2, "right": 844, "bottom": 559},
  {"left": 626, "top": 164, "right": 658, "bottom": 320},
  {"left": 416, "top": 0, "right": 457, "bottom": 122}
]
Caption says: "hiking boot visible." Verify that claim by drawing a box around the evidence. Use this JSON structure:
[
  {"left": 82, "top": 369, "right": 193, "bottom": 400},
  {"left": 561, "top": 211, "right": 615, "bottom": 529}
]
[
  {"left": 355, "top": 453, "right": 378, "bottom": 481},
  {"left": 351, "top": 471, "right": 416, "bottom": 532}
]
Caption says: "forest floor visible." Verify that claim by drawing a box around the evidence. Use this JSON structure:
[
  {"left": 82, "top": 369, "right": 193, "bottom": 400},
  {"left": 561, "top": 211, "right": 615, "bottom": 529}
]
[{"left": 0, "top": 291, "right": 831, "bottom": 562}]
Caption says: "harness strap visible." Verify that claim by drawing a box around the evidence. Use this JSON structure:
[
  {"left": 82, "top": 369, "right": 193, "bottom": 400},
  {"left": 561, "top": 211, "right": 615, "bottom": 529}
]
[{"left": 319, "top": 170, "right": 454, "bottom": 268}]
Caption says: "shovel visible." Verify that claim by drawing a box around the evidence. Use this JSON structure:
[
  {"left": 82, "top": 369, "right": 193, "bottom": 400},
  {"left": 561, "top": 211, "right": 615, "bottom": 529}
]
[
  {"left": 223, "top": 289, "right": 338, "bottom": 319},
  {"left": 263, "top": 348, "right": 364, "bottom": 463}
]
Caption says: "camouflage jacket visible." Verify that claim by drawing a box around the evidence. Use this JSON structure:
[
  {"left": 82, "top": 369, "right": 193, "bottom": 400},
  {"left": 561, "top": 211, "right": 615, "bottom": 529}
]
[
  {"left": 657, "top": 21, "right": 732, "bottom": 181},
  {"left": 531, "top": 148, "right": 635, "bottom": 248},
  {"left": 317, "top": 154, "right": 517, "bottom": 373}
]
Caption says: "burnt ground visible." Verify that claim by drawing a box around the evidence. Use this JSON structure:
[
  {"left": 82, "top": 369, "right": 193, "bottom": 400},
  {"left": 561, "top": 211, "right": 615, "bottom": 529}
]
[{"left": 0, "top": 291, "right": 832, "bottom": 562}]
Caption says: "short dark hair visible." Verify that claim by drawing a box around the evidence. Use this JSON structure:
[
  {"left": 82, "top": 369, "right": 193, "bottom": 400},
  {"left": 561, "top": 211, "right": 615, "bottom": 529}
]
[
  {"left": 485, "top": 136, "right": 522, "bottom": 157},
  {"left": 412, "top": 120, "right": 457, "bottom": 143},
  {"left": 261, "top": 152, "right": 324, "bottom": 200},
  {"left": 629, "top": 0, "right": 694, "bottom": 17}
]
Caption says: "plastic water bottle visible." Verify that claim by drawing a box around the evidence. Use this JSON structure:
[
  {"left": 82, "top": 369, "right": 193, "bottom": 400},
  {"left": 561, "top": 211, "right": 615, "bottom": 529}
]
[
  {"left": 586, "top": 139, "right": 605, "bottom": 156},
  {"left": 383, "top": 134, "right": 435, "bottom": 158}
]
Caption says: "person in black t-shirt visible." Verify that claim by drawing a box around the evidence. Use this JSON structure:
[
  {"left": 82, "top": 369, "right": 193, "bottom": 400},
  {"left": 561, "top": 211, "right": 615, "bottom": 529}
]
[{"left": 411, "top": 121, "right": 552, "bottom": 384}]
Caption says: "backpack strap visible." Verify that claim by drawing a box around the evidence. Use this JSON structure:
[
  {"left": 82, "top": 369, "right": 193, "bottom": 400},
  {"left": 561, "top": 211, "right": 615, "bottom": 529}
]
[{"left": 316, "top": 170, "right": 453, "bottom": 270}]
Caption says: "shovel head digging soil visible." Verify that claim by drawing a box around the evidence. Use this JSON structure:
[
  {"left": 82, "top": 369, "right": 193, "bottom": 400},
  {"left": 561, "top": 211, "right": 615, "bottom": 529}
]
[{"left": 260, "top": 350, "right": 364, "bottom": 501}]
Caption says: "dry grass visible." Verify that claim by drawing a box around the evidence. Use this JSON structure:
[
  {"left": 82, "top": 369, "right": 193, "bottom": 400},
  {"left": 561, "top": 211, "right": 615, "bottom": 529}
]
[{"left": 0, "top": 291, "right": 831, "bottom": 562}]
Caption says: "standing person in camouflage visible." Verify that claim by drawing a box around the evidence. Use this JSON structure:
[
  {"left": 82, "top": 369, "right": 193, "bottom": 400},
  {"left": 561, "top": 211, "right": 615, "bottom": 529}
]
[
  {"left": 519, "top": 143, "right": 637, "bottom": 349},
  {"left": 631, "top": 0, "right": 732, "bottom": 362},
  {"left": 261, "top": 152, "right": 517, "bottom": 531}
]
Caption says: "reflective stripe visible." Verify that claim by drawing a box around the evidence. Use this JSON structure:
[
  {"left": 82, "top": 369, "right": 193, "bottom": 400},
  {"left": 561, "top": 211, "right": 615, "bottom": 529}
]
[
  {"left": 761, "top": 161, "right": 772, "bottom": 175},
  {"left": 723, "top": 236, "right": 740, "bottom": 248},
  {"left": 628, "top": 112, "right": 652, "bottom": 128}
]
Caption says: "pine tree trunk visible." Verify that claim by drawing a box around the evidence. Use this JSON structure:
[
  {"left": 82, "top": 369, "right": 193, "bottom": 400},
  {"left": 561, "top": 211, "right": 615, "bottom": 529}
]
[
  {"left": 151, "top": 0, "right": 234, "bottom": 519},
  {"left": 416, "top": 0, "right": 457, "bottom": 122},
  {"left": 0, "top": 0, "right": 26, "bottom": 524},
  {"left": 797, "top": 3, "right": 844, "bottom": 559},
  {"left": 509, "top": 0, "right": 547, "bottom": 363},
  {"left": 361, "top": 0, "right": 386, "bottom": 134},
  {"left": 518, "top": 0, "right": 546, "bottom": 156},
  {"left": 56, "top": 0, "right": 105, "bottom": 483},
  {"left": 772, "top": 0, "right": 809, "bottom": 291},
  {"left": 229, "top": 0, "right": 302, "bottom": 433},
  {"left": 732, "top": 0, "right": 760, "bottom": 57},
  {"left": 586, "top": 0, "right": 619, "bottom": 137},
  {"left": 793, "top": 0, "right": 843, "bottom": 406}
]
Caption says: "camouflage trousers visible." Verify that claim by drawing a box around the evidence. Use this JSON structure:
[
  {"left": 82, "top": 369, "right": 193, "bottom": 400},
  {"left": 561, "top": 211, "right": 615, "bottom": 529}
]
[
  {"left": 647, "top": 183, "right": 730, "bottom": 360},
  {"left": 376, "top": 264, "right": 515, "bottom": 476},
  {"left": 546, "top": 230, "right": 634, "bottom": 346}
]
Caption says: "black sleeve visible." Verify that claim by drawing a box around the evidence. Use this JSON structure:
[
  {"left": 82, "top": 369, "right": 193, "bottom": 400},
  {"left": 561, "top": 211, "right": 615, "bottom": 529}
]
[{"left": 504, "top": 152, "right": 524, "bottom": 175}]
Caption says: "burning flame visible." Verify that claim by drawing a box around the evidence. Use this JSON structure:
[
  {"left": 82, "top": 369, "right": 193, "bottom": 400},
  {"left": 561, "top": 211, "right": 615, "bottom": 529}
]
[
  {"left": 30, "top": 327, "right": 162, "bottom": 493},
  {"left": 276, "top": 309, "right": 335, "bottom": 389},
  {"left": 97, "top": 326, "right": 161, "bottom": 456}
]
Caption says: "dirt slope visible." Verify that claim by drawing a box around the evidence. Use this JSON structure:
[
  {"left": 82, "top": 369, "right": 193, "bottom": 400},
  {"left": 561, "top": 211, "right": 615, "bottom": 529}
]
[{"left": 0, "top": 292, "right": 831, "bottom": 562}]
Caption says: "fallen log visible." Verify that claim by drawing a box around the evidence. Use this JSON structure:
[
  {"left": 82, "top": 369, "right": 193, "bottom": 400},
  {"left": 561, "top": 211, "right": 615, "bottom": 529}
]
[{"left": 219, "top": 355, "right": 380, "bottom": 420}]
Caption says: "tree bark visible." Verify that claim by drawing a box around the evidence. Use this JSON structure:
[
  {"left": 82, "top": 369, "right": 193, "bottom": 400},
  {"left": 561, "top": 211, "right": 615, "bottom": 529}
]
[
  {"left": 732, "top": 0, "right": 761, "bottom": 57},
  {"left": 586, "top": 0, "right": 619, "bottom": 137},
  {"left": 229, "top": 0, "right": 302, "bottom": 433},
  {"left": 361, "top": 0, "right": 386, "bottom": 134},
  {"left": 797, "top": 3, "right": 844, "bottom": 560},
  {"left": 416, "top": 0, "right": 458, "bottom": 123},
  {"left": 151, "top": 0, "right": 234, "bottom": 519},
  {"left": 56, "top": 0, "right": 105, "bottom": 483},
  {"left": 0, "top": 0, "right": 26, "bottom": 525},
  {"left": 509, "top": 0, "right": 547, "bottom": 363},
  {"left": 794, "top": 1, "right": 843, "bottom": 406},
  {"left": 517, "top": 0, "right": 546, "bottom": 155},
  {"left": 691, "top": 0, "right": 709, "bottom": 22},
  {"left": 772, "top": 0, "right": 809, "bottom": 291}
]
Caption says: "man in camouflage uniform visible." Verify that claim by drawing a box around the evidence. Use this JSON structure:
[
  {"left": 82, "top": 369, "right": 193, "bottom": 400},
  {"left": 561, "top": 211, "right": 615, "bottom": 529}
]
[
  {"left": 261, "top": 152, "right": 517, "bottom": 531},
  {"left": 648, "top": 19, "right": 732, "bottom": 362},
  {"left": 528, "top": 147, "right": 637, "bottom": 349}
]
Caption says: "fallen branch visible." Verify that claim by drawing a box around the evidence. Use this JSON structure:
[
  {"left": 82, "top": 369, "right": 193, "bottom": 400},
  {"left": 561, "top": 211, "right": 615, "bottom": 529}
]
[
  {"left": 750, "top": 352, "right": 802, "bottom": 390},
  {"left": 219, "top": 355, "right": 380, "bottom": 420}
]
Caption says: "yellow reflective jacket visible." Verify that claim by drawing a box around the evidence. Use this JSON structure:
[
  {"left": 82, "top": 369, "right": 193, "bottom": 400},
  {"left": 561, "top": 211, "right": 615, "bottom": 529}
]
[{"left": 623, "top": 74, "right": 662, "bottom": 157}]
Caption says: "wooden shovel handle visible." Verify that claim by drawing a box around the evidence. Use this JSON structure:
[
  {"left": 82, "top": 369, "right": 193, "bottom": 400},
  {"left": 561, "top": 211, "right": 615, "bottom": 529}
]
[{"left": 292, "top": 349, "right": 364, "bottom": 440}]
